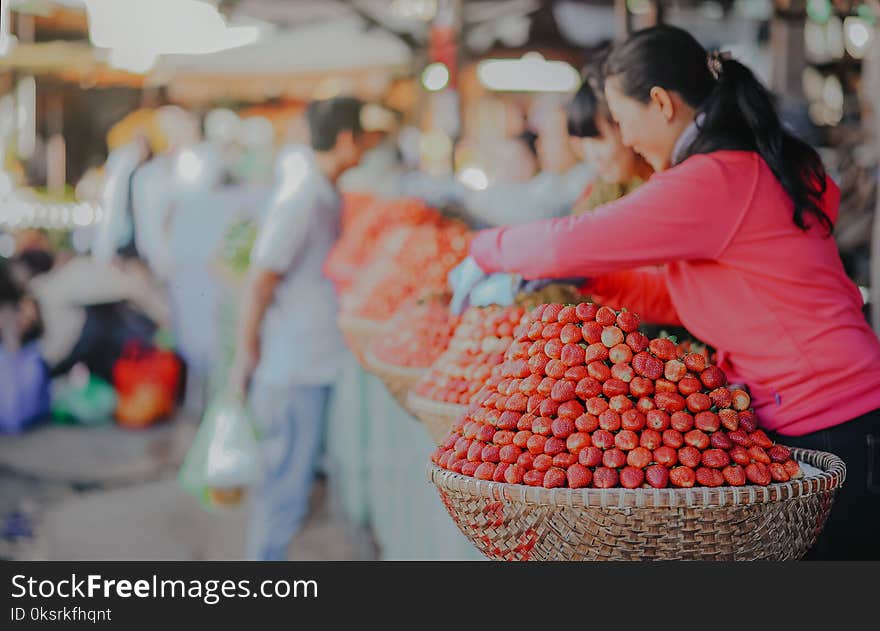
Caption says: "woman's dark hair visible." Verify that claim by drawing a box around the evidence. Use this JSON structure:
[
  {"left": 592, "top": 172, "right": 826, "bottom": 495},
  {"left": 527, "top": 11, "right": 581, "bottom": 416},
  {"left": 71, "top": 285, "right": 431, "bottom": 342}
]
[
  {"left": 605, "top": 25, "right": 831, "bottom": 234},
  {"left": 0, "top": 260, "right": 23, "bottom": 306},
  {"left": 567, "top": 43, "right": 613, "bottom": 138},
  {"left": 307, "top": 97, "right": 364, "bottom": 152},
  {"left": 517, "top": 130, "right": 539, "bottom": 158}
]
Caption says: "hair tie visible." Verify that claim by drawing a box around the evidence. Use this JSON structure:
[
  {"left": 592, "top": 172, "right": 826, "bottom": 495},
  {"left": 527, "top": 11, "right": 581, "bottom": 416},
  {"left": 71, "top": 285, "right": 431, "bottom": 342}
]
[{"left": 707, "top": 50, "right": 732, "bottom": 80}]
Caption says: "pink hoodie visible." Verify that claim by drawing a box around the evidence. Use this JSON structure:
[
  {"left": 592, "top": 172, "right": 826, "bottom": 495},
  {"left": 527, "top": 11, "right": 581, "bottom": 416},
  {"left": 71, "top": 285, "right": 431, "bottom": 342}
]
[{"left": 471, "top": 150, "right": 880, "bottom": 436}]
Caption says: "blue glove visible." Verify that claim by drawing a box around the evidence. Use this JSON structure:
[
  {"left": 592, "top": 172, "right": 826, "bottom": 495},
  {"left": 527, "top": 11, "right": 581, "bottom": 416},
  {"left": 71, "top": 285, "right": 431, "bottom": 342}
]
[
  {"left": 469, "top": 273, "right": 521, "bottom": 308},
  {"left": 448, "top": 256, "right": 488, "bottom": 315}
]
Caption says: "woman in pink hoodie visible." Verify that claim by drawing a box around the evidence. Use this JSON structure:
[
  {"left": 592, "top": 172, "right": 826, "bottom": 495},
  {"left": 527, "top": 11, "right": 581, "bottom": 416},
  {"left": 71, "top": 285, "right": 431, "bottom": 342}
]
[{"left": 467, "top": 26, "right": 880, "bottom": 559}]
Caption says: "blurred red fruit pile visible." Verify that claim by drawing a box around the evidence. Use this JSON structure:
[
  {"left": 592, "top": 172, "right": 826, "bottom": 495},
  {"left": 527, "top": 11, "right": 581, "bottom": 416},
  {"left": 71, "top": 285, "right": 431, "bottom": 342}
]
[
  {"left": 431, "top": 302, "right": 803, "bottom": 489},
  {"left": 370, "top": 296, "right": 461, "bottom": 368},
  {"left": 414, "top": 305, "right": 527, "bottom": 405},
  {"left": 340, "top": 219, "right": 471, "bottom": 322}
]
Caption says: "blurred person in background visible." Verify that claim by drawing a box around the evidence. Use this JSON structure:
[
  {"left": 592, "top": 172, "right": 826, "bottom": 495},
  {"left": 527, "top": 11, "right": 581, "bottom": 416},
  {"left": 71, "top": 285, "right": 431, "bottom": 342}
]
[{"left": 232, "top": 97, "right": 377, "bottom": 561}]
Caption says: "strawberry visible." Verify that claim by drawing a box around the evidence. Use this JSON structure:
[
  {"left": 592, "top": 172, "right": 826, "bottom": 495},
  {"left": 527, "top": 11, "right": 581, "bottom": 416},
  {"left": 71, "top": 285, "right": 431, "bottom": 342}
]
[
  {"left": 678, "top": 446, "right": 702, "bottom": 468},
  {"left": 683, "top": 353, "right": 706, "bottom": 373},
  {"left": 566, "top": 463, "right": 593, "bottom": 489},
  {"left": 576, "top": 302, "right": 599, "bottom": 321},
  {"left": 516, "top": 452, "right": 535, "bottom": 470},
  {"left": 591, "top": 429, "right": 616, "bottom": 450},
  {"left": 701, "top": 449, "right": 730, "bottom": 469},
  {"left": 751, "top": 429, "right": 773, "bottom": 449},
  {"left": 709, "top": 388, "right": 732, "bottom": 409},
  {"left": 639, "top": 428, "right": 663, "bottom": 450},
  {"left": 468, "top": 441, "right": 486, "bottom": 462},
  {"left": 595, "top": 306, "right": 617, "bottom": 326},
  {"left": 531, "top": 417, "right": 553, "bottom": 436},
  {"left": 557, "top": 399, "right": 585, "bottom": 420},
  {"left": 504, "top": 463, "right": 526, "bottom": 484},
  {"left": 621, "top": 409, "right": 647, "bottom": 431},
  {"left": 709, "top": 432, "right": 734, "bottom": 450},
  {"left": 575, "top": 413, "right": 599, "bottom": 433},
  {"left": 654, "top": 379, "right": 679, "bottom": 394},
  {"left": 526, "top": 395, "right": 542, "bottom": 414},
  {"left": 695, "top": 467, "right": 725, "bottom": 487},
  {"left": 545, "top": 359, "right": 567, "bottom": 379},
  {"left": 625, "top": 331, "right": 649, "bottom": 353},
  {"left": 566, "top": 432, "right": 592, "bottom": 453},
  {"left": 700, "top": 366, "right": 727, "bottom": 389},
  {"left": 439, "top": 450, "right": 453, "bottom": 469},
  {"left": 686, "top": 392, "right": 712, "bottom": 413},
  {"left": 608, "top": 395, "right": 634, "bottom": 415},
  {"left": 493, "top": 462, "right": 510, "bottom": 483},
  {"left": 609, "top": 344, "right": 634, "bottom": 366},
  {"left": 541, "top": 304, "right": 563, "bottom": 323},
  {"left": 527, "top": 321, "right": 544, "bottom": 341},
  {"left": 493, "top": 395, "right": 509, "bottom": 412},
  {"left": 615, "top": 430, "right": 640, "bottom": 451},
  {"left": 560, "top": 343, "right": 586, "bottom": 367},
  {"left": 454, "top": 436, "right": 472, "bottom": 460},
  {"left": 677, "top": 376, "right": 702, "bottom": 396},
  {"left": 461, "top": 461, "right": 480, "bottom": 477},
  {"left": 553, "top": 453, "right": 578, "bottom": 468},
  {"left": 649, "top": 338, "right": 677, "bottom": 360},
  {"left": 539, "top": 398, "right": 560, "bottom": 418},
  {"left": 599, "top": 410, "right": 622, "bottom": 432},
  {"left": 495, "top": 411, "right": 519, "bottom": 432},
  {"left": 616, "top": 310, "right": 641, "bottom": 333},
  {"left": 722, "top": 465, "right": 746, "bottom": 486},
  {"left": 646, "top": 410, "right": 671, "bottom": 431},
  {"left": 768, "top": 462, "right": 789, "bottom": 482},
  {"left": 636, "top": 397, "right": 657, "bottom": 413},
  {"left": 611, "top": 362, "right": 635, "bottom": 383},
  {"left": 527, "top": 340, "right": 546, "bottom": 357},
  {"left": 768, "top": 444, "right": 792, "bottom": 463},
  {"left": 582, "top": 321, "right": 603, "bottom": 344},
  {"left": 564, "top": 365, "right": 589, "bottom": 381},
  {"left": 654, "top": 391, "right": 686, "bottom": 413},
  {"left": 745, "top": 462, "right": 771, "bottom": 486},
  {"left": 441, "top": 433, "right": 458, "bottom": 450},
  {"left": 584, "top": 342, "right": 610, "bottom": 363},
  {"left": 513, "top": 430, "right": 532, "bottom": 448},
  {"left": 737, "top": 411, "right": 758, "bottom": 433},
  {"left": 544, "top": 437, "right": 566, "bottom": 456},
  {"left": 662, "top": 429, "right": 685, "bottom": 449},
  {"left": 630, "top": 376, "right": 655, "bottom": 398},
  {"left": 664, "top": 359, "right": 687, "bottom": 383},
  {"left": 499, "top": 444, "right": 522, "bottom": 463},
  {"left": 523, "top": 469, "right": 545, "bottom": 486},
  {"left": 586, "top": 397, "right": 609, "bottom": 416},
  {"left": 669, "top": 466, "right": 696, "bottom": 488},
  {"left": 559, "top": 323, "right": 583, "bottom": 345},
  {"left": 474, "top": 462, "right": 496, "bottom": 480},
  {"left": 620, "top": 466, "right": 645, "bottom": 489},
  {"left": 632, "top": 352, "right": 664, "bottom": 380},
  {"left": 671, "top": 411, "right": 695, "bottom": 433},
  {"left": 645, "top": 464, "right": 670, "bottom": 488},
  {"left": 575, "top": 377, "right": 602, "bottom": 399},
  {"left": 601, "top": 326, "right": 625, "bottom": 348},
  {"left": 748, "top": 445, "right": 771, "bottom": 464},
  {"left": 528, "top": 353, "right": 551, "bottom": 374},
  {"left": 531, "top": 304, "right": 547, "bottom": 320},
  {"left": 533, "top": 454, "right": 553, "bottom": 471},
  {"left": 783, "top": 459, "right": 803, "bottom": 479},
  {"left": 517, "top": 413, "right": 535, "bottom": 432},
  {"left": 505, "top": 392, "right": 529, "bottom": 412},
  {"left": 593, "top": 467, "right": 620, "bottom": 488},
  {"left": 542, "top": 323, "right": 564, "bottom": 340},
  {"left": 477, "top": 422, "right": 499, "bottom": 442},
  {"left": 544, "top": 338, "right": 564, "bottom": 360},
  {"left": 550, "top": 379, "right": 577, "bottom": 402},
  {"left": 463, "top": 422, "right": 480, "bottom": 439},
  {"left": 730, "top": 389, "right": 751, "bottom": 411},
  {"left": 685, "top": 429, "right": 711, "bottom": 450},
  {"left": 627, "top": 446, "right": 653, "bottom": 469},
  {"left": 653, "top": 446, "right": 678, "bottom": 467},
  {"left": 526, "top": 434, "right": 548, "bottom": 455},
  {"left": 587, "top": 361, "right": 612, "bottom": 382},
  {"left": 728, "top": 445, "right": 750, "bottom": 466},
  {"left": 718, "top": 409, "right": 739, "bottom": 432},
  {"left": 694, "top": 411, "right": 720, "bottom": 433},
  {"left": 482, "top": 443, "right": 502, "bottom": 463},
  {"left": 450, "top": 459, "right": 466, "bottom": 474},
  {"left": 578, "top": 446, "right": 603, "bottom": 467},
  {"left": 557, "top": 305, "right": 579, "bottom": 324}
]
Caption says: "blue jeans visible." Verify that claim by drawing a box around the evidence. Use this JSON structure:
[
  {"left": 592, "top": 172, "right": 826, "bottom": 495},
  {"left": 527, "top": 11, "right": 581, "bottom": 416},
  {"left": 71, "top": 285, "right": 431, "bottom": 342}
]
[{"left": 245, "top": 382, "right": 331, "bottom": 561}]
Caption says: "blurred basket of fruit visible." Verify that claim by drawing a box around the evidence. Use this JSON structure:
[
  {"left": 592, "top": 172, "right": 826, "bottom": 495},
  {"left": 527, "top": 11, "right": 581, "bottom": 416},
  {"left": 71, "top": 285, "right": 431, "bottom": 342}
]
[{"left": 428, "top": 302, "right": 846, "bottom": 560}]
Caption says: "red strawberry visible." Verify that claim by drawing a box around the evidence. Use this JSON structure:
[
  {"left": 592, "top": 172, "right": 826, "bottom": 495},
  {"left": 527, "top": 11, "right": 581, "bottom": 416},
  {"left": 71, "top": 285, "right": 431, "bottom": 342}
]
[
  {"left": 461, "top": 461, "right": 480, "bottom": 477},
  {"left": 649, "top": 338, "right": 677, "bottom": 360},
  {"left": 664, "top": 359, "right": 687, "bottom": 382},
  {"left": 678, "top": 446, "right": 702, "bottom": 468},
  {"left": 505, "top": 391, "right": 529, "bottom": 412},
  {"left": 545, "top": 359, "right": 567, "bottom": 379},
  {"left": 528, "top": 353, "right": 551, "bottom": 374},
  {"left": 653, "top": 445, "right": 678, "bottom": 467},
  {"left": 700, "top": 366, "right": 727, "bottom": 389},
  {"left": 783, "top": 459, "right": 803, "bottom": 479},
  {"left": 640, "top": 428, "right": 663, "bottom": 450},
  {"left": 677, "top": 376, "right": 702, "bottom": 396},
  {"left": 662, "top": 429, "right": 685, "bottom": 449},
  {"left": 550, "top": 417, "right": 575, "bottom": 439},
  {"left": 615, "top": 430, "right": 640, "bottom": 451},
  {"left": 685, "top": 429, "right": 710, "bottom": 450},
  {"left": 559, "top": 323, "right": 583, "bottom": 345},
  {"left": 627, "top": 446, "right": 653, "bottom": 469},
  {"left": 722, "top": 465, "right": 746, "bottom": 486},
  {"left": 527, "top": 321, "right": 544, "bottom": 341},
  {"left": 683, "top": 353, "right": 706, "bottom": 373},
  {"left": 591, "top": 429, "right": 615, "bottom": 450},
  {"left": 745, "top": 462, "right": 771, "bottom": 486},
  {"left": 576, "top": 302, "right": 598, "bottom": 321},
  {"left": 608, "top": 395, "right": 634, "bottom": 415},
  {"left": 582, "top": 321, "right": 603, "bottom": 344},
  {"left": 553, "top": 453, "right": 578, "bottom": 468},
  {"left": 751, "top": 429, "right": 773, "bottom": 449},
  {"left": 438, "top": 450, "right": 453, "bottom": 468},
  {"left": 539, "top": 398, "right": 560, "bottom": 418},
  {"left": 463, "top": 422, "right": 480, "bottom": 439},
  {"left": 621, "top": 409, "right": 647, "bottom": 431},
  {"left": 541, "top": 304, "right": 563, "bottom": 323},
  {"left": 645, "top": 464, "right": 670, "bottom": 488},
  {"left": 523, "top": 469, "right": 545, "bottom": 486},
  {"left": 620, "top": 466, "right": 645, "bottom": 489},
  {"left": 601, "top": 326, "right": 625, "bottom": 348},
  {"left": 560, "top": 343, "right": 586, "bottom": 367},
  {"left": 592, "top": 467, "right": 620, "bottom": 488},
  {"left": 632, "top": 352, "right": 664, "bottom": 380},
  {"left": 587, "top": 361, "right": 612, "bottom": 382},
  {"left": 609, "top": 344, "right": 634, "bottom": 366},
  {"left": 578, "top": 446, "right": 603, "bottom": 467},
  {"left": 616, "top": 311, "right": 641, "bottom": 333},
  {"left": 768, "top": 462, "right": 789, "bottom": 482},
  {"left": 585, "top": 397, "right": 609, "bottom": 416},
  {"left": 544, "top": 338, "right": 564, "bottom": 360},
  {"left": 625, "top": 331, "right": 649, "bottom": 353},
  {"left": 557, "top": 305, "right": 579, "bottom": 324},
  {"left": 630, "top": 376, "right": 655, "bottom": 398},
  {"left": 516, "top": 452, "right": 535, "bottom": 470},
  {"left": 611, "top": 362, "right": 635, "bottom": 383},
  {"left": 748, "top": 446, "right": 771, "bottom": 464},
  {"left": 564, "top": 365, "right": 589, "bottom": 381},
  {"left": 654, "top": 379, "right": 678, "bottom": 394},
  {"left": 598, "top": 410, "right": 622, "bottom": 432},
  {"left": 493, "top": 462, "right": 509, "bottom": 483},
  {"left": 737, "top": 411, "right": 758, "bottom": 433},
  {"left": 709, "top": 432, "right": 734, "bottom": 450},
  {"left": 531, "top": 304, "right": 547, "bottom": 320},
  {"left": 695, "top": 467, "right": 724, "bottom": 487},
  {"left": 550, "top": 379, "right": 577, "bottom": 402},
  {"left": 532, "top": 454, "right": 553, "bottom": 471},
  {"left": 499, "top": 444, "right": 522, "bottom": 463},
  {"left": 709, "top": 388, "right": 732, "bottom": 409},
  {"left": 670, "top": 411, "right": 695, "bottom": 432},
  {"left": 544, "top": 437, "right": 566, "bottom": 456},
  {"left": 669, "top": 466, "right": 696, "bottom": 488},
  {"left": 730, "top": 389, "right": 751, "bottom": 411},
  {"left": 505, "top": 463, "right": 526, "bottom": 484},
  {"left": 768, "top": 444, "right": 792, "bottom": 463},
  {"left": 542, "top": 323, "right": 563, "bottom": 340},
  {"left": 475, "top": 422, "right": 497, "bottom": 442},
  {"left": 654, "top": 391, "right": 686, "bottom": 413},
  {"left": 527, "top": 340, "right": 546, "bottom": 358},
  {"left": 646, "top": 410, "right": 671, "bottom": 431},
  {"left": 575, "top": 413, "right": 599, "bottom": 433},
  {"left": 636, "top": 397, "right": 656, "bottom": 413},
  {"left": 450, "top": 459, "right": 466, "bottom": 474},
  {"left": 686, "top": 392, "right": 712, "bottom": 413},
  {"left": 694, "top": 411, "right": 720, "bottom": 433},
  {"left": 584, "top": 342, "right": 610, "bottom": 363},
  {"left": 513, "top": 430, "right": 532, "bottom": 448},
  {"left": 494, "top": 395, "right": 509, "bottom": 412},
  {"left": 468, "top": 441, "right": 486, "bottom": 462},
  {"left": 496, "top": 411, "right": 520, "bottom": 432},
  {"left": 575, "top": 377, "right": 602, "bottom": 399},
  {"left": 603, "top": 379, "right": 630, "bottom": 398},
  {"left": 718, "top": 409, "right": 739, "bottom": 431},
  {"left": 728, "top": 429, "right": 753, "bottom": 448},
  {"left": 566, "top": 463, "right": 593, "bottom": 489},
  {"left": 728, "top": 445, "right": 750, "bottom": 466},
  {"left": 474, "top": 462, "right": 496, "bottom": 480},
  {"left": 701, "top": 449, "right": 730, "bottom": 469},
  {"left": 595, "top": 306, "right": 617, "bottom": 326},
  {"left": 531, "top": 417, "right": 552, "bottom": 436},
  {"left": 526, "top": 434, "right": 548, "bottom": 455},
  {"left": 566, "top": 432, "right": 592, "bottom": 453},
  {"left": 557, "top": 399, "right": 585, "bottom": 420}
]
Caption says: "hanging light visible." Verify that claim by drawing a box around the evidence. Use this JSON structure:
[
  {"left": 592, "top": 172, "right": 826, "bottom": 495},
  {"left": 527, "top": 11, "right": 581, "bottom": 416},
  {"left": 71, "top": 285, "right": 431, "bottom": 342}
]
[
  {"left": 477, "top": 53, "right": 580, "bottom": 93},
  {"left": 0, "top": 0, "right": 16, "bottom": 57},
  {"left": 844, "top": 16, "right": 873, "bottom": 59},
  {"left": 421, "top": 62, "right": 450, "bottom": 92}
]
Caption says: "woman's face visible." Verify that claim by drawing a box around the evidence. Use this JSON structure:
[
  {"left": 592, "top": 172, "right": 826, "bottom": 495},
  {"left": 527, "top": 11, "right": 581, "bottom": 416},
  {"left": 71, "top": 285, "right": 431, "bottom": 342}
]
[
  {"left": 578, "top": 116, "right": 639, "bottom": 184},
  {"left": 604, "top": 75, "right": 687, "bottom": 171}
]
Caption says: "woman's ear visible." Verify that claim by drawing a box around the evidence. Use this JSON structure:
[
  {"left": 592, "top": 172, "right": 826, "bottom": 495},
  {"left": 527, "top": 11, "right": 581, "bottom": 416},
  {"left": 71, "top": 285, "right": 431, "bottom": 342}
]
[{"left": 649, "top": 87, "right": 676, "bottom": 122}]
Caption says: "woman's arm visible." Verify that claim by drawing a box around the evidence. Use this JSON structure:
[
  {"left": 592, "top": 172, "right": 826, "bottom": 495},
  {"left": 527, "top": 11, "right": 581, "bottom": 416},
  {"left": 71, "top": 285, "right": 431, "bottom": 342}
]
[
  {"left": 471, "top": 153, "right": 755, "bottom": 279},
  {"left": 584, "top": 268, "right": 682, "bottom": 325}
]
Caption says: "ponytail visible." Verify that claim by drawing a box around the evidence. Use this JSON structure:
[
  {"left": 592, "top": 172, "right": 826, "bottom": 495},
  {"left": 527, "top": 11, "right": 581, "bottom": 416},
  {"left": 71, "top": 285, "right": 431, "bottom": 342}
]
[{"left": 606, "top": 26, "right": 833, "bottom": 235}]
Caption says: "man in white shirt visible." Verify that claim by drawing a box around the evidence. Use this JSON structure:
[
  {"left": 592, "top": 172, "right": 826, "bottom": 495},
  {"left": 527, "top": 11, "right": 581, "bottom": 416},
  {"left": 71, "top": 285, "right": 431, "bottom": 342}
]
[{"left": 233, "top": 97, "right": 375, "bottom": 560}]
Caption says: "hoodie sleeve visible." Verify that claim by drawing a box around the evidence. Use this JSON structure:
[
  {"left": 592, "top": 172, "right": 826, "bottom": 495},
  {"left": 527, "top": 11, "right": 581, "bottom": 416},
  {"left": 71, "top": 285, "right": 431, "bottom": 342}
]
[{"left": 583, "top": 268, "right": 682, "bottom": 325}]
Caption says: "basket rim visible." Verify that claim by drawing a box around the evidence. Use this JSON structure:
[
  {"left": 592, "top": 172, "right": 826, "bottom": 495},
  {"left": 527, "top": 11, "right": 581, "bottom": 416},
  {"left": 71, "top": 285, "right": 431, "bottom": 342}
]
[
  {"left": 429, "top": 447, "right": 845, "bottom": 508},
  {"left": 407, "top": 391, "right": 469, "bottom": 417},
  {"left": 363, "top": 348, "right": 432, "bottom": 378}
]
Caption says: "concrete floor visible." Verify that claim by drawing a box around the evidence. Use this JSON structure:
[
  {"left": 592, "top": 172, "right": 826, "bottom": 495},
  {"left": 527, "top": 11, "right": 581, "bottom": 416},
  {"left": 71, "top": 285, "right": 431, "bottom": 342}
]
[{"left": 0, "top": 416, "right": 376, "bottom": 561}]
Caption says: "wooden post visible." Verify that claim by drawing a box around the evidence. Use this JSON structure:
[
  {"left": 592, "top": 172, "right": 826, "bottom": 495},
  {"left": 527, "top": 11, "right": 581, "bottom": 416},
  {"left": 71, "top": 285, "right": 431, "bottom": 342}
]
[
  {"left": 614, "top": 0, "right": 630, "bottom": 41},
  {"left": 770, "top": 1, "right": 807, "bottom": 102}
]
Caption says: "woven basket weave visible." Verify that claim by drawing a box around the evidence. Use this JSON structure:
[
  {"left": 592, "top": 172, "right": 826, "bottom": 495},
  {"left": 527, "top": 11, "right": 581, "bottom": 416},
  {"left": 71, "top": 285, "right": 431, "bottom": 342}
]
[
  {"left": 430, "top": 448, "right": 845, "bottom": 561},
  {"left": 406, "top": 392, "right": 468, "bottom": 445},
  {"left": 363, "top": 349, "right": 427, "bottom": 412},
  {"left": 338, "top": 314, "right": 387, "bottom": 365}
]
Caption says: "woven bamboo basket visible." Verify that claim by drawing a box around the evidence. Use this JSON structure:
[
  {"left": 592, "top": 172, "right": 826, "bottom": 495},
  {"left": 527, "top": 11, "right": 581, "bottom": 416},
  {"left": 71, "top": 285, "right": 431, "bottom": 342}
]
[
  {"left": 430, "top": 448, "right": 845, "bottom": 561},
  {"left": 363, "top": 349, "right": 428, "bottom": 412},
  {"left": 337, "top": 314, "right": 387, "bottom": 365},
  {"left": 406, "top": 392, "right": 468, "bottom": 445}
]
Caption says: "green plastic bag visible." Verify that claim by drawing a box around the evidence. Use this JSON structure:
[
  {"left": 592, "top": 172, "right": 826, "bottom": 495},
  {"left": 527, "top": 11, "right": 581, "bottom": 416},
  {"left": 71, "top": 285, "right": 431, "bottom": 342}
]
[
  {"left": 179, "top": 395, "right": 262, "bottom": 510},
  {"left": 51, "top": 366, "right": 117, "bottom": 426}
]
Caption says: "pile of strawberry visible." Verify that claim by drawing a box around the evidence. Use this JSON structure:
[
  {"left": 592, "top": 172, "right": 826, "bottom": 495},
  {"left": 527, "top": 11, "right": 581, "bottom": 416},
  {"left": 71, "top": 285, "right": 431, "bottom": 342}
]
[
  {"left": 431, "top": 302, "right": 803, "bottom": 489},
  {"left": 340, "top": 219, "right": 471, "bottom": 322},
  {"left": 414, "top": 305, "right": 527, "bottom": 405},
  {"left": 370, "top": 296, "right": 461, "bottom": 368}
]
